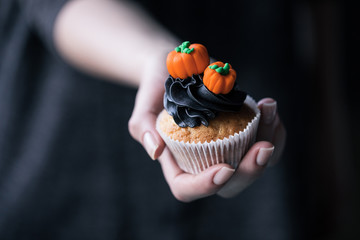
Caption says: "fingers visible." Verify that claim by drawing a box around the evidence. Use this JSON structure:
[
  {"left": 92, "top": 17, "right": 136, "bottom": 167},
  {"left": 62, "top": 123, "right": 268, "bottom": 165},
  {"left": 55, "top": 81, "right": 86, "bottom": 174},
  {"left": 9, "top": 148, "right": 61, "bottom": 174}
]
[
  {"left": 268, "top": 120, "right": 286, "bottom": 166},
  {"left": 257, "top": 98, "right": 286, "bottom": 166},
  {"left": 128, "top": 56, "right": 168, "bottom": 160},
  {"left": 257, "top": 98, "right": 278, "bottom": 141},
  {"left": 128, "top": 85, "right": 164, "bottom": 159},
  {"left": 216, "top": 98, "right": 285, "bottom": 199},
  {"left": 217, "top": 141, "right": 274, "bottom": 198},
  {"left": 158, "top": 148, "right": 235, "bottom": 202}
]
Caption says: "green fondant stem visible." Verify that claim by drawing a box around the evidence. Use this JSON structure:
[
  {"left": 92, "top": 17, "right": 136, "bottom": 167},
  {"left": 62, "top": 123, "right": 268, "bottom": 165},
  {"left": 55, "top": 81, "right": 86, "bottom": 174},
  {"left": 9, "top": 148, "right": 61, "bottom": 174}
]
[
  {"left": 175, "top": 41, "right": 194, "bottom": 54},
  {"left": 209, "top": 63, "right": 230, "bottom": 75},
  {"left": 182, "top": 41, "right": 190, "bottom": 48},
  {"left": 216, "top": 68, "right": 224, "bottom": 74}
]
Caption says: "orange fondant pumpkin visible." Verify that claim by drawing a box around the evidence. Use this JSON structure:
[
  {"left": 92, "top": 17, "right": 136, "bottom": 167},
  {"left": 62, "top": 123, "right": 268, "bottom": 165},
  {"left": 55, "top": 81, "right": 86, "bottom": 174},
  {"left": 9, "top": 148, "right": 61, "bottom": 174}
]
[
  {"left": 166, "top": 41, "right": 209, "bottom": 79},
  {"left": 203, "top": 61, "right": 236, "bottom": 95}
]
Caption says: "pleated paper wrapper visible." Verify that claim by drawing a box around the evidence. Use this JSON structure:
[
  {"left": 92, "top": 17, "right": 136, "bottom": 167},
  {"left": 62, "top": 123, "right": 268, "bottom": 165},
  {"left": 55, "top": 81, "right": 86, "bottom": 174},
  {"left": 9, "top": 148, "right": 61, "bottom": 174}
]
[{"left": 156, "top": 96, "right": 261, "bottom": 174}]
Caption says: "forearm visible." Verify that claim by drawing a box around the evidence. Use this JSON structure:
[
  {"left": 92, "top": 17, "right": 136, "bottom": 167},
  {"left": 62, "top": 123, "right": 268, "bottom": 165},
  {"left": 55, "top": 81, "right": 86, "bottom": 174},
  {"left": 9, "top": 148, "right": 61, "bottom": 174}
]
[{"left": 54, "top": 0, "right": 177, "bottom": 87}]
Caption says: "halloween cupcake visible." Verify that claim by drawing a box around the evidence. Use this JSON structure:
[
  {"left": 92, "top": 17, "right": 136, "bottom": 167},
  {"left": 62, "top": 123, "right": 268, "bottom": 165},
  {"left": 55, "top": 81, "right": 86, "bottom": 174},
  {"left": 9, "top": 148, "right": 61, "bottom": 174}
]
[{"left": 156, "top": 41, "right": 260, "bottom": 174}]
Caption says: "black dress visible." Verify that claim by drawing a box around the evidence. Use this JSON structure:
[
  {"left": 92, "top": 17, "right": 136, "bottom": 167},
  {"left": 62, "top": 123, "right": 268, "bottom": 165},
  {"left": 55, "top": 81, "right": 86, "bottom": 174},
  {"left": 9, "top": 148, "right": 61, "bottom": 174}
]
[{"left": 1, "top": 0, "right": 357, "bottom": 239}]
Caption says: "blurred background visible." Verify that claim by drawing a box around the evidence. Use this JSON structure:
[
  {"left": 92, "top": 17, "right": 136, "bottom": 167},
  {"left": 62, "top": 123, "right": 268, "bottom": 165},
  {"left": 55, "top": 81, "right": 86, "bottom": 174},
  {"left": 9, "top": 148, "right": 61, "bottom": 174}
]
[
  {"left": 0, "top": 0, "right": 358, "bottom": 239},
  {"left": 138, "top": 0, "right": 360, "bottom": 238}
]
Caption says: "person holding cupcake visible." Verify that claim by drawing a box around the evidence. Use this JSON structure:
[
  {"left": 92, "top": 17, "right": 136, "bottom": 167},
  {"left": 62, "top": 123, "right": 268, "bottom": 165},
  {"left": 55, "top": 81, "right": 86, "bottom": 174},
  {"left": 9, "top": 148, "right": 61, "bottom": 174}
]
[
  {"left": 0, "top": 0, "right": 287, "bottom": 239},
  {"left": 53, "top": 0, "right": 286, "bottom": 204},
  {"left": 129, "top": 40, "right": 286, "bottom": 202}
]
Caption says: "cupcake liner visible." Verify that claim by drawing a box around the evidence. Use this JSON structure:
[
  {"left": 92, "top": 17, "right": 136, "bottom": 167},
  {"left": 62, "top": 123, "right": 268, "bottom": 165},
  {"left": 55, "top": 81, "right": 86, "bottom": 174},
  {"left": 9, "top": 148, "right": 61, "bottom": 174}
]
[{"left": 156, "top": 95, "right": 261, "bottom": 174}]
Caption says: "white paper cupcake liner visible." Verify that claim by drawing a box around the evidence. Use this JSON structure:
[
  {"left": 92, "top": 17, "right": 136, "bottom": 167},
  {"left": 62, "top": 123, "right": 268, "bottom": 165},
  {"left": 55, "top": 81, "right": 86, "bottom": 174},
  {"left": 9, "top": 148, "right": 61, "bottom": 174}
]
[{"left": 156, "top": 95, "right": 261, "bottom": 174}]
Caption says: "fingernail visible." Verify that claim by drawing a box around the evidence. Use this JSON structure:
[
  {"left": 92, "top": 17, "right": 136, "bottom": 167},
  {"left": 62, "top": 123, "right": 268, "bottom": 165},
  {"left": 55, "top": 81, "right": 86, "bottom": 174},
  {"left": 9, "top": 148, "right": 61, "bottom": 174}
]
[
  {"left": 262, "top": 101, "right": 277, "bottom": 124},
  {"left": 143, "top": 132, "right": 158, "bottom": 160},
  {"left": 213, "top": 167, "right": 235, "bottom": 185},
  {"left": 256, "top": 147, "right": 275, "bottom": 166}
]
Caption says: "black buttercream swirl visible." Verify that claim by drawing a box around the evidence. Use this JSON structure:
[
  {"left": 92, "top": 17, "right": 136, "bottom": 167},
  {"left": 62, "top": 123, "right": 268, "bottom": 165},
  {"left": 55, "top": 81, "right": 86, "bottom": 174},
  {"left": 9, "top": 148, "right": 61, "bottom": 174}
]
[{"left": 164, "top": 74, "right": 247, "bottom": 128}]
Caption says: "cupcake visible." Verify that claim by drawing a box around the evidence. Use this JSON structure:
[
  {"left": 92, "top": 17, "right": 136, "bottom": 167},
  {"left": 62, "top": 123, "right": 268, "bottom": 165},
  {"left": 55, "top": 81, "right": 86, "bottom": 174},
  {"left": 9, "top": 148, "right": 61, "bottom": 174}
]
[{"left": 156, "top": 41, "right": 260, "bottom": 174}]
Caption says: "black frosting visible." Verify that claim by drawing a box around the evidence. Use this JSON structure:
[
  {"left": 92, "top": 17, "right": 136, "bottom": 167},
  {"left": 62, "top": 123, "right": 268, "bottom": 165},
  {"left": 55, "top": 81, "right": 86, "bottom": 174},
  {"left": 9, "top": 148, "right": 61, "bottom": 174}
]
[{"left": 164, "top": 74, "right": 247, "bottom": 128}]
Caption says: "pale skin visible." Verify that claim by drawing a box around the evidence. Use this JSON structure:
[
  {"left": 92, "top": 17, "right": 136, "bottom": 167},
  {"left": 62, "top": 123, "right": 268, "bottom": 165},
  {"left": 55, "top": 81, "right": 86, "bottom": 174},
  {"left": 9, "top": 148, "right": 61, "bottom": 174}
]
[{"left": 54, "top": 0, "right": 286, "bottom": 202}]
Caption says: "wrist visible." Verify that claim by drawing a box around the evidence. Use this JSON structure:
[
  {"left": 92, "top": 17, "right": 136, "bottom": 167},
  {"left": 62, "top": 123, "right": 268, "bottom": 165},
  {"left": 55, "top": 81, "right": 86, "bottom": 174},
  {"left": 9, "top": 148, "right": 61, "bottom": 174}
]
[{"left": 139, "top": 41, "right": 177, "bottom": 87}]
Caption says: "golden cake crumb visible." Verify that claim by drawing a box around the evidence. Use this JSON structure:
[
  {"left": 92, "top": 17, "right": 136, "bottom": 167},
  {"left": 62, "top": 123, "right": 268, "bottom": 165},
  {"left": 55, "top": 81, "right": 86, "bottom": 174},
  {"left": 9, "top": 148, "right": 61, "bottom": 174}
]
[{"left": 158, "top": 105, "right": 256, "bottom": 143}]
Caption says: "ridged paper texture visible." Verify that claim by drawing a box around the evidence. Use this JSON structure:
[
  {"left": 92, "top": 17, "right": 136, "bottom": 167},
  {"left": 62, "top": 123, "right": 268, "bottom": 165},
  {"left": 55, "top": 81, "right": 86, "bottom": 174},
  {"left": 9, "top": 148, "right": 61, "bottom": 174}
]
[{"left": 157, "top": 96, "right": 260, "bottom": 174}]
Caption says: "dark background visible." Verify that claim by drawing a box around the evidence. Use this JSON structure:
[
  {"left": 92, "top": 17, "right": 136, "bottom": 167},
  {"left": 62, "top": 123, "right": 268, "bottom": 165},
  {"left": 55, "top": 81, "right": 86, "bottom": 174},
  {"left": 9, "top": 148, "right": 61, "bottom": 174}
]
[
  {"left": 0, "top": 0, "right": 358, "bottom": 239},
  {"left": 138, "top": 0, "right": 360, "bottom": 238}
]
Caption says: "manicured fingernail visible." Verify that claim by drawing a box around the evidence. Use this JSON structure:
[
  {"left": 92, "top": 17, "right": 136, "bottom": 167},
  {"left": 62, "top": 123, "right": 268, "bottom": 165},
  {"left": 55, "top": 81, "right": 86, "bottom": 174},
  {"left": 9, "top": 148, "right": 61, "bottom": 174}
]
[
  {"left": 213, "top": 167, "right": 235, "bottom": 185},
  {"left": 256, "top": 147, "right": 275, "bottom": 166},
  {"left": 262, "top": 101, "right": 277, "bottom": 124},
  {"left": 143, "top": 132, "right": 158, "bottom": 160}
]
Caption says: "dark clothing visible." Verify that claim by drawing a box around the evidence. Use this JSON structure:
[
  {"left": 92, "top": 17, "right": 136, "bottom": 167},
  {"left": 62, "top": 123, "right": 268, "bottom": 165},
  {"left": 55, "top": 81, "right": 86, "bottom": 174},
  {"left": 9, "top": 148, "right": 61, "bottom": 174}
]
[{"left": 0, "top": 0, "right": 358, "bottom": 239}]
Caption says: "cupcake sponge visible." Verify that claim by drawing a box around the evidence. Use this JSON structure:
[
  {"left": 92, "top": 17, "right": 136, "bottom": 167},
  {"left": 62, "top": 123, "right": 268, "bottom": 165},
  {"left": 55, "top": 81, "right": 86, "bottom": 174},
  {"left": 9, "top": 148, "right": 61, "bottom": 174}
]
[{"left": 158, "top": 104, "right": 255, "bottom": 143}]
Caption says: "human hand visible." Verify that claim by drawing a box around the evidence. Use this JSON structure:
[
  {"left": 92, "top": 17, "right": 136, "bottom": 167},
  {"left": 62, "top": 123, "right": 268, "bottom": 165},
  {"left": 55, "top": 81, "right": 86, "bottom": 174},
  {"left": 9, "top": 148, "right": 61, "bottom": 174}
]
[
  {"left": 128, "top": 52, "right": 237, "bottom": 202},
  {"left": 129, "top": 52, "right": 286, "bottom": 202},
  {"left": 216, "top": 98, "right": 286, "bottom": 198},
  {"left": 158, "top": 98, "right": 286, "bottom": 201}
]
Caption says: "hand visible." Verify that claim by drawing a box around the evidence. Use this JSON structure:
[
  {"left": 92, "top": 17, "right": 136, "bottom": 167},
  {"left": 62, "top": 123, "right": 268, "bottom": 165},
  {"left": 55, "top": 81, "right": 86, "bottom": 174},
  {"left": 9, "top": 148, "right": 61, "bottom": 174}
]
[
  {"left": 217, "top": 98, "right": 286, "bottom": 198},
  {"left": 129, "top": 52, "right": 286, "bottom": 202},
  {"left": 128, "top": 52, "right": 236, "bottom": 202}
]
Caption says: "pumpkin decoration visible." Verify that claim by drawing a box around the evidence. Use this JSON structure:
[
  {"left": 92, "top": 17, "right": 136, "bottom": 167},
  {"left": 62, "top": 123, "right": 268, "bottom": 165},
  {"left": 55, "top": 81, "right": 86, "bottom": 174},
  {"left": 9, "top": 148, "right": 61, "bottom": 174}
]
[
  {"left": 203, "top": 61, "right": 236, "bottom": 95},
  {"left": 166, "top": 41, "right": 210, "bottom": 79}
]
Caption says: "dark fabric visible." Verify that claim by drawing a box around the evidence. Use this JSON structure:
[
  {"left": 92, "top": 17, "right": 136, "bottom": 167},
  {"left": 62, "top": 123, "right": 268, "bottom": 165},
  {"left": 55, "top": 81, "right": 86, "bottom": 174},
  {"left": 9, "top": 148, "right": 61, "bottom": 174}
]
[{"left": 0, "top": 0, "right": 358, "bottom": 239}]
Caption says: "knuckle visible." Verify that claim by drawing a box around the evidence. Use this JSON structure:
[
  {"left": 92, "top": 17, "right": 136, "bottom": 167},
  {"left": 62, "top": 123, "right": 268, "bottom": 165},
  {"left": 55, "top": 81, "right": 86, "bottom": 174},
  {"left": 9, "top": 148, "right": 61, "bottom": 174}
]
[
  {"left": 174, "top": 194, "right": 190, "bottom": 203},
  {"left": 171, "top": 188, "right": 190, "bottom": 203},
  {"left": 128, "top": 116, "right": 139, "bottom": 139}
]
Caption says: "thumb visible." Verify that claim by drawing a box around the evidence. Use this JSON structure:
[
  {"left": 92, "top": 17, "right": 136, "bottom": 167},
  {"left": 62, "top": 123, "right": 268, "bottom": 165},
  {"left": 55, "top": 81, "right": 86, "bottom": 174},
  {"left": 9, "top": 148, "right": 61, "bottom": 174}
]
[
  {"left": 129, "top": 111, "right": 165, "bottom": 160},
  {"left": 128, "top": 60, "right": 167, "bottom": 160}
]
